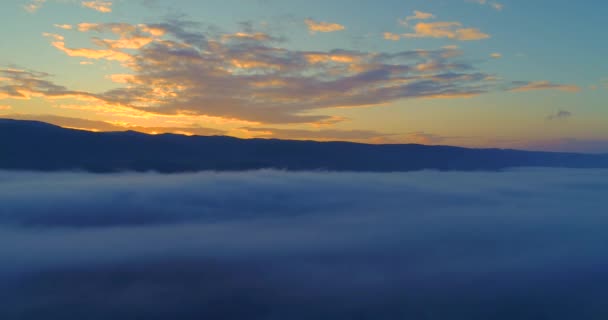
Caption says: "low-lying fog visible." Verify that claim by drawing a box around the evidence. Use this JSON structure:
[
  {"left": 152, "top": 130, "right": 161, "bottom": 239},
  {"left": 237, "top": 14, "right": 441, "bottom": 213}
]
[{"left": 1, "top": 169, "right": 607, "bottom": 319}]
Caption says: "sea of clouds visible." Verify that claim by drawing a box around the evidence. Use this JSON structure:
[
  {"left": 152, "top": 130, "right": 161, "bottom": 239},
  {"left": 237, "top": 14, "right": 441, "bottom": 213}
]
[{"left": 1, "top": 169, "right": 608, "bottom": 319}]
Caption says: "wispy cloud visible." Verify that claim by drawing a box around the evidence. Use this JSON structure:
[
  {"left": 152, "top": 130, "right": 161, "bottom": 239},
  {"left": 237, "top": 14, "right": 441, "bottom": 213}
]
[
  {"left": 241, "top": 127, "right": 395, "bottom": 141},
  {"left": 385, "top": 12, "right": 489, "bottom": 41},
  {"left": 546, "top": 110, "right": 573, "bottom": 121},
  {"left": 404, "top": 22, "right": 490, "bottom": 41},
  {"left": 383, "top": 32, "right": 401, "bottom": 41},
  {"left": 490, "top": 52, "right": 502, "bottom": 59},
  {"left": 467, "top": 0, "right": 504, "bottom": 11},
  {"left": 399, "top": 10, "right": 435, "bottom": 26},
  {"left": 592, "top": 79, "right": 608, "bottom": 90},
  {"left": 510, "top": 81, "right": 581, "bottom": 93},
  {"left": 24, "top": 0, "right": 46, "bottom": 13},
  {"left": 54, "top": 24, "right": 73, "bottom": 30},
  {"left": 81, "top": 0, "right": 113, "bottom": 13},
  {"left": 24, "top": 0, "right": 113, "bottom": 14},
  {"left": 304, "top": 18, "right": 345, "bottom": 33},
  {"left": 43, "top": 32, "right": 131, "bottom": 61},
  {"left": 0, "top": 68, "right": 96, "bottom": 101}
]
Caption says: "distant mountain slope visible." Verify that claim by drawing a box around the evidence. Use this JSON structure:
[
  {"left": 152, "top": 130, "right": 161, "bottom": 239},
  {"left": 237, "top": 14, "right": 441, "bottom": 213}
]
[{"left": 1, "top": 118, "right": 607, "bottom": 172}]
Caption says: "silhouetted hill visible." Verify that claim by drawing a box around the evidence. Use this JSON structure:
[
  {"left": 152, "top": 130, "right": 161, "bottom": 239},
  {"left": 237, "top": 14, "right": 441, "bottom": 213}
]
[{"left": 1, "top": 118, "right": 607, "bottom": 172}]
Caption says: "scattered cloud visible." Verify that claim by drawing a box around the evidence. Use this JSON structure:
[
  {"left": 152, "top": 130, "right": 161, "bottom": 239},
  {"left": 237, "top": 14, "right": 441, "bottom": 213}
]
[
  {"left": 492, "top": 3, "right": 505, "bottom": 10},
  {"left": 81, "top": 0, "right": 113, "bottom": 13},
  {"left": 13, "top": 18, "right": 576, "bottom": 131},
  {"left": 386, "top": 12, "right": 489, "bottom": 42},
  {"left": 38, "top": 19, "right": 492, "bottom": 124},
  {"left": 0, "top": 105, "right": 11, "bottom": 110},
  {"left": 0, "top": 68, "right": 96, "bottom": 101},
  {"left": 546, "top": 110, "right": 573, "bottom": 121},
  {"left": 510, "top": 81, "right": 582, "bottom": 93},
  {"left": 467, "top": 0, "right": 504, "bottom": 11},
  {"left": 399, "top": 10, "right": 435, "bottom": 26},
  {"left": 54, "top": 24, "right": 73, "bottom": 30},
  {"left": 490, "top": 52, "right": 502, "bottom": 59},
  {"left": 591, "top": 79, "right": 608, "bottom": 90},
  {"left": 304, "top": 18, "right": 345, "bottom": 33},
  {"left": 383, "top": 32, "right": 401, "bottom": 41},
  {"left": 24, "top": 0, "right": 46, "bottom": 13},
  {"left": 43, "top": 32, "right": 131, "bottom": 61},
  {"left": 404, "top": 22, "right": 490, "bottom": 41}
]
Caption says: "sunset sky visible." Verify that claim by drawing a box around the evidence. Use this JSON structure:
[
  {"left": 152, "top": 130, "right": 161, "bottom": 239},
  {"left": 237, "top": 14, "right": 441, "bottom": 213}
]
[{"left": 1, "top": 0, "right": 607, "bottom": 152}]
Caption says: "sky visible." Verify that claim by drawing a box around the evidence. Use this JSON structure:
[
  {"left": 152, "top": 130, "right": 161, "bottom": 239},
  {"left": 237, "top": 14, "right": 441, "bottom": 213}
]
[{"left": 0, "top": 0, "right": 607, "bottom": 152}]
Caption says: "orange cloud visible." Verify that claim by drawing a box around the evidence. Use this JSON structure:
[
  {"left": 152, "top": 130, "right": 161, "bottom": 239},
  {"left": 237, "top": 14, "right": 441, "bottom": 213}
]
[
  {"left": 33, "top": 19, "right": 502, "bottom": 125},
  {"left": 510, "top": 81, "right": 581, "bottom": 93},
  {"left": 399, "top": 10, "right": 435, "bottom": 26},
  {"left": 47, "top": 37, "right": 132, "bottom": 62},
  {"left": 107, "top": 74, "right": 138, "bottom": 84},
  {"left": 305, "top": 53, "right": 358, "bottom": 64},
  {"left": 24, "top": 0, "right": 46, "bottom": 13},
  {"left": 383, "top": 32, "right": 401, "bottom": 41},
  {"left": 44, "top": 23, "right": 169, "bottom": 63},
  {"left": 230, "top": 59, "right": 281, "bottom": 70},
  {"left": 304, "top": 18, "right": 345, "bottom": 33},
  {"left": 81, "top": 1, "right": 112, "bottom": 13},
  {"left": 54, "top": 24, "right": 73, "bottom": 30},
  {"left": 93, "top": 36, "right": 155, "bottom": 49},
  {"left": 405, "top": 22, "right": 490, "bottom": 41},
  {"left": 222, "top": 32, "right": 273, "bottom": 42}
]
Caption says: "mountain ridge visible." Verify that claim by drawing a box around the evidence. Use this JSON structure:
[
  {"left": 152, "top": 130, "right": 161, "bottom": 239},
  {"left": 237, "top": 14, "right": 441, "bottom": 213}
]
[{"left": 1, "top": 118, "right": 607, "bottom": 173}]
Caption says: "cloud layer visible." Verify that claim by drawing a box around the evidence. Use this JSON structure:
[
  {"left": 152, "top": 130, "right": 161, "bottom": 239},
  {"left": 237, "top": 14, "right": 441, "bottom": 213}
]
[
  {"left": 1, "top": 169, "right": 608, "bottom": 319},
  {"left": 386, "top": 11, "right": 490, "bottom": 41},
  {"left": 33, "top": 19, "right": 494, "bottom": 124},
  {"left": 0, "top": 16, "right": 583, "bottom": 139}
]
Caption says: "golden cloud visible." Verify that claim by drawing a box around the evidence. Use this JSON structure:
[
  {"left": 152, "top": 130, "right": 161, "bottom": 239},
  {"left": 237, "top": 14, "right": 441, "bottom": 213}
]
[
  {"left": 81, "top": 1, "right": 112, "bottom": 13},
  {"left": 24, "top": 0, "right": 46, "bottom": 13},
  {"left": 510, "top": 81, "right": 581, "bottom": 93},
  {"left": 304, "top": 18, "right": 346, "bottom": 33},
  {"left": 405, "top": 22, "right": 490, "bottom": 41},
  {"left": 383, "top": 32, "right": 401, "bottom": 41}
]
